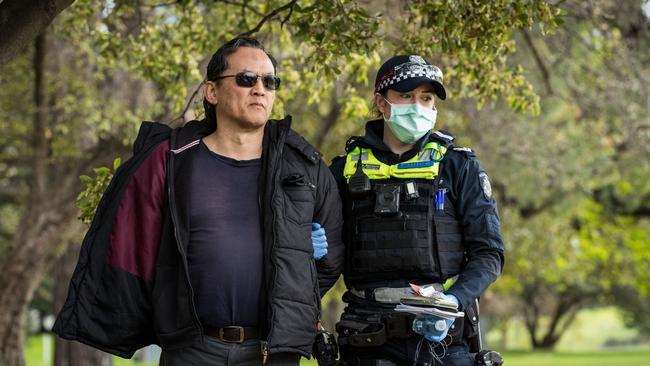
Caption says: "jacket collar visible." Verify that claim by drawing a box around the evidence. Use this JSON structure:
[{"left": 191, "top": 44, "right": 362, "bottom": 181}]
[{"left": 171, "top": 116, "right": 319, "bottom": 163}]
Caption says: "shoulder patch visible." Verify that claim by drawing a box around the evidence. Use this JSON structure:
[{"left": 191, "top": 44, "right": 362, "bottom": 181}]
[{"left": 479, "top": 172, "right": 492, "bottom": 199}]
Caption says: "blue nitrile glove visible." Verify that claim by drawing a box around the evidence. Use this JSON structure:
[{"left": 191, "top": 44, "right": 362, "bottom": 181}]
[
  {"left": 411, "top": 294, "right": 459, "bottom": 342},
  {"left": 311, "top": 222, "right": 328, "bottom": 260}
]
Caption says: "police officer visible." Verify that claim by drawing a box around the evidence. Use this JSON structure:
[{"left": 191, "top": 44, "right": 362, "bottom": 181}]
[{"left": 328, "top": 55, "right": 505, "bottom": 366}]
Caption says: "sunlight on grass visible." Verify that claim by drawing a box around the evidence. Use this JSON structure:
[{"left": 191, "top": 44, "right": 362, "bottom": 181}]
[{"left": 486, "top": 307, "right": 643, "bottom": 351}]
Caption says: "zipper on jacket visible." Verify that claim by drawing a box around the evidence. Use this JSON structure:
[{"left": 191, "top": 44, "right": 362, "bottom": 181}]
[
  {"left": 167, "top": 141, "right": 203, "bottom": 339},
  {"left": 261, "top": 340, "right": 269, "bottom": 364},
  {"left": 262, "top": 124, "right": 287, "bottom": 356}
]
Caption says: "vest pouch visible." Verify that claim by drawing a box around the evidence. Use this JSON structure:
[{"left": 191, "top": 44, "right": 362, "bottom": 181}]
[
  {"left": 447, "top": 316, "right": 465, "bottom": 346},
  {"left": 464, "top": 300, "right": 481, "bottom": 352},
  {"left": 432, "top": 193, "right": 464, "bottom": 277},
  {"left": 336, "top": 313, "right": 387, "bottom": 347},
  {"left": 348, "top": 181, "right": 439, "bottom": 282}
]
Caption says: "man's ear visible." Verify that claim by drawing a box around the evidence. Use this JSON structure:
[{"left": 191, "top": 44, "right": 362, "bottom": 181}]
[{"left": 204, "top": 81, "right": 219, "bottom": 105}]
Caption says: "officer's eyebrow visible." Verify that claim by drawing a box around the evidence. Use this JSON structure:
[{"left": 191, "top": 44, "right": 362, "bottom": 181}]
[{"left": 422, "top": 88, "right": 435, "bottom": 94}]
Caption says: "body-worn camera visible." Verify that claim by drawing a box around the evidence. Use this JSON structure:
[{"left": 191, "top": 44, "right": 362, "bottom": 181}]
[
  {"left": 313, "top": 330, "right": 339, "bottom": 366},
  {"left": 475, "top": 350, "right": 504, "bottom": 366},
  {"left": 374, "top": 183, "right": 401, "bottom": 215}
]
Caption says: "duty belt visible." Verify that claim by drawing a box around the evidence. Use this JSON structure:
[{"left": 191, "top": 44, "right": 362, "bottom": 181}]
[{"left": 349, "top": 283, "right": 445, "bottom": 304}]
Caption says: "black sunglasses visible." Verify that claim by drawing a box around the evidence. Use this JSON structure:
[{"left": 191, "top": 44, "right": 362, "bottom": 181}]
[{"left": 214, "top": 71, "right": 281, "bottom": 91}]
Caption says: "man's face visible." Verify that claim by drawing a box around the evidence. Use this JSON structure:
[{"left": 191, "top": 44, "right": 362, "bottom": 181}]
[
  {"left": 375, "top": 83, "right": 437, "bottom": 120},
  {"left": 205, "top": 47, "right": 276, "bottom": 130}
]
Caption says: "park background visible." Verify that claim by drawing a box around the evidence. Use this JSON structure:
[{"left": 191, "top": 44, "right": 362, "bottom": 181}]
[{"left": 1, "top": 0, "right": 649, "bottom": 365}]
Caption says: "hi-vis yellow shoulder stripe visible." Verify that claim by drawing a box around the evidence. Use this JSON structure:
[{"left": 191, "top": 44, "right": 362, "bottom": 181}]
[{"left": 343, "top": 143, "right": 446, "bottom": 181}]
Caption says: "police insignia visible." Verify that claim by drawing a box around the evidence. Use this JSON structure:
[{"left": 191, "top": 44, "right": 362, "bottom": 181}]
[{"left": 479, "top": 172, "right": 492, "bottom": 199}]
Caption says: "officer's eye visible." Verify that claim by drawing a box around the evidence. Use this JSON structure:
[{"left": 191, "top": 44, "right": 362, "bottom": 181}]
[
  {"left": 421, "top": 95, "right": 433, "bottom": 102},
  {"left": 399, "top": 93, "right": 412, "bottom": 99}
]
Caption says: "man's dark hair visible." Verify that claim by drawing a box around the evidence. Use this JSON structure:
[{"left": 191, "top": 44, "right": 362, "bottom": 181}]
[{"left": 203, "top": 37, "right": 278, "bottom": 126}]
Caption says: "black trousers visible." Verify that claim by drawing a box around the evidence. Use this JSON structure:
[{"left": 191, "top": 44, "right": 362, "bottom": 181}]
[
  {"left": 160, "top": 336, "right": 300, "bottom": 366},
  {"left": 340, "top": 337, "right": 474, "bottom": 366}
]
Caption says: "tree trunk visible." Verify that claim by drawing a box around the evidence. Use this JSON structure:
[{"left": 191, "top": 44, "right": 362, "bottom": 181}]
[
  {"left": 522, "top": 285, "right": 584, "bottom": 350},
  {"left": 314, "top": 86, "right": 342, "bottom": 150},
  {"left": 0, "top": 31, "right": 77, "bottom": 366},
  {"left": 53, "top": 245, "right": 112, "bottom": 366},
  {"left": 0, "top": 203, "right": 78, "bottom": 366},
  {"left": 0, "top": 0, "right": 75, "bottom": 67}
]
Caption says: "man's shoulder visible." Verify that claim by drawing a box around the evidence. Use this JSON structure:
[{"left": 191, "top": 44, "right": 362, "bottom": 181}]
[
  {"left": 284, "top": 128, "right": 322, "bottom": 165},
  {"left": 171, "top": 119, "right": 213, "bottom": 149},
  {"left": 133, "top": 121, "right": 172, "bottom": 155}
]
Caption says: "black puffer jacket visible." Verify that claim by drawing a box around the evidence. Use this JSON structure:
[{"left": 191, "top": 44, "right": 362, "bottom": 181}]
[{"left": 54, "top": 116, "right": 344, "bottom": 358}]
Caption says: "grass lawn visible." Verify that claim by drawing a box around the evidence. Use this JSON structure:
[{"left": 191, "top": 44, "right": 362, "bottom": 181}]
[
  {"left": 25, "top": 335, "right": 650, "bottom": 366},
  {"left": 501, "top": 350, "right": 650, "bottom": 366}
]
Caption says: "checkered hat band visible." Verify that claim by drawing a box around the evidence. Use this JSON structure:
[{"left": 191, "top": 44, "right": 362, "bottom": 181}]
[{"left": 376, "top": 69, "right": 438, "bottom": 92}]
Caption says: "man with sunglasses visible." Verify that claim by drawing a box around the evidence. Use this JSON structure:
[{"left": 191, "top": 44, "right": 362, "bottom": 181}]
[
  {"left": 53, "top": 37, "right": 344, "bottom": 366},
  {"left": 327, "top": 55, "right": 505, "bottom": 365}
]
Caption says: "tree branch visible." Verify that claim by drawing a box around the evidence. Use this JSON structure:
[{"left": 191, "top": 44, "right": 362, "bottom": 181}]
[
  {"left": 314, "top": 88, "right": 342, "bottom": 149},
  {"left": 149, "top": 1, "right": 178, "bottom": 9},
  {"left": 520, "top": 28, "right": 553, "bottom": 95},
  {"left": 280, "top": 1, "right": 296, "bottom": 28},
  {"left": 214, "top": 0, "right": 263, "bottom": 16},
  {"left": 32, "top": 32, "right": 48, "bottom": 199},
  {"left": 0, "top": 0, "right": 75, "bottom": 67},
  {"left": 169, "top": 78, "right": 206, "bottom": 125},
  {"left": 237, "top": 0, "right": 298, "bottom": 37}
]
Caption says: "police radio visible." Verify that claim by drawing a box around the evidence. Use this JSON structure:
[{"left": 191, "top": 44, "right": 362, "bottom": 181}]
[{"left": 348, "top": 154, "right": 371, "bottom": 196}]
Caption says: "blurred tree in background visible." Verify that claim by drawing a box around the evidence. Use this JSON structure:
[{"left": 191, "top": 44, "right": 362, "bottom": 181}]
[{"left": 1, "top": 1, "right": 649, "bottom": 365}]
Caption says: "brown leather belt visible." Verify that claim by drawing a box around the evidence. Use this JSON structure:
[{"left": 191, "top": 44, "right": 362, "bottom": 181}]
[{"left": 204, "top": 325, "right": 259, "bottom": 343}]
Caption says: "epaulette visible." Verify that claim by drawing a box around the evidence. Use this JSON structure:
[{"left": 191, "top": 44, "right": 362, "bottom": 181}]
[
  {"left": 451, "top": 146, "right": 476, "bottom": 158},
  {"left": 344, "top": 136, "right": 365, "bottom": 153},
  {"left": 429, "top": 130, "right": 455, "bottom": 147},
  {"left": 284, "top": 128, "right": 322, "bottom": 164}
]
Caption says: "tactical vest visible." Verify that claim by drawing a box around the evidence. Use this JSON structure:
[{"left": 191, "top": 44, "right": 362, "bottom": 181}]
[{"left": 343, "top": 142, "right": 465, "bottom": 286}]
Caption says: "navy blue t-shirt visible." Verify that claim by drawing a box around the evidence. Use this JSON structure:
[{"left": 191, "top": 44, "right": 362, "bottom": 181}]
[{"left": 187, "top": 140, "right": 263, "bottom": 328}]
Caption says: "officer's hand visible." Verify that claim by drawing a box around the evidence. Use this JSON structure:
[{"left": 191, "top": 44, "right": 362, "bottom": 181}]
[
  {"left": 412, "top": 294, "right": 459, "bottom": 342},
  {"left": 311, "top": 223, "right": 328, "bottom": 260},
  {"left": 412, "top": 314, "right": 454, "bottom": 342}
]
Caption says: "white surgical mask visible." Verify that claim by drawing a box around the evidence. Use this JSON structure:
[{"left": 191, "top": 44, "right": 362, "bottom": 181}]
[{"left": 383, "top": 98, "right": 437, "bottom": 144}]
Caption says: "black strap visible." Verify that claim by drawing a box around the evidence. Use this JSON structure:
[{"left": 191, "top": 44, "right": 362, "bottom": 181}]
[{"left": 203, "top": 326, "right": 259, "bottom": 343}]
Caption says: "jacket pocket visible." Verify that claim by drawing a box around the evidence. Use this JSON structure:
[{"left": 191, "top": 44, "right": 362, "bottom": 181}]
[{"left": 282, "top": 173, "right": 315, "bottom": 224}]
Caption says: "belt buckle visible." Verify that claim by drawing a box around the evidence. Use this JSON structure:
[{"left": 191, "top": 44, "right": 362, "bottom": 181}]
[{"left": 219, "top": 326, "right": 245, "bottom": 343}]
